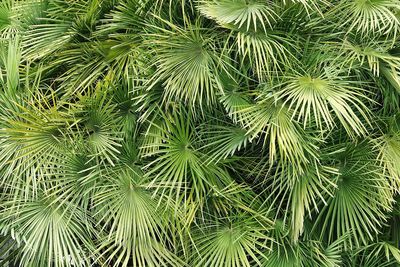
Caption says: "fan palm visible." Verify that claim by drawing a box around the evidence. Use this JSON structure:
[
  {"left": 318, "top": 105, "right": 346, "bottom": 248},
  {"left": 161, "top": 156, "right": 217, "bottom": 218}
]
[{"left": 1, "top": 0, "right": 400, "bottom": 266}]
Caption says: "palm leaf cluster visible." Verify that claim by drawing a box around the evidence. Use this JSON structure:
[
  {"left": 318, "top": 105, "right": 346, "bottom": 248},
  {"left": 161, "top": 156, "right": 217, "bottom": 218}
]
[{"left": 0, "top": 0, "right": 400, "bottom": 266}]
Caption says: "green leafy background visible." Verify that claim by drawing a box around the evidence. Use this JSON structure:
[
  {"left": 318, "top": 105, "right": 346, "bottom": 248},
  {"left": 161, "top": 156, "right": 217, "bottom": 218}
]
[{"left": 0, "top": 0, "right": 400, "bottom": 266}]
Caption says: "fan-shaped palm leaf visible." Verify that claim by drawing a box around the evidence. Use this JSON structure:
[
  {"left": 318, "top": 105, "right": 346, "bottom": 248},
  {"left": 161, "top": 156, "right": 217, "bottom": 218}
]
[
  {"left": 143, "top": 110, "right": 233, "bottom": 207},
  {"left": 147, "top": 19, "right": 228, "bottom": 106},
  {"left": 0, "top": 192, "right": 94, "bottom": 266},
  {"left": 261, "top": 162, "right": 337, "bottom": 242},
  {"left": 332, "top": 0, "right": 400, "bottom": 37},
  {"left": 273, "top": 67, "right": 372, "bottom": 136},
  {"left": 198, "top": 0, "right": 278, "bottom": 32},
  {"left": 235, "top": 97, "right": 318, "bottom": 170},
  {"left": 200, "top": 121, "right": 250, "bottom": 164},
  {"left": 74, "top": 88, "right": 123, "bottom": 165},
  {"left": 314, "top": 142, "right": 393, "bottom": 247},
  {"left": 93, "top": 166, "right": 182, "bottom": 267},
  {"left": 190, "top": 213, "right": 271, "bottom": 267}
]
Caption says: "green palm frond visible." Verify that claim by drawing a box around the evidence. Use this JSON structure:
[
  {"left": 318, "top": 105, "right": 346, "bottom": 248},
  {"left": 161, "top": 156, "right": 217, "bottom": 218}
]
[
  {"left": 282, "top": 0, "right": 330, "bottom": 14},
  {"left": 373, "top": 115, "right": 400, "bottom": 191},
  {"left": 235, "top": 98, "right": 318, "bottom": 170},
  {"left": 0, "top": 193, "right": 94, "bottom": 266},
  {"left": 0, "top": 37, "right": 21, "bottom": 94},
  {"left": 338, "top": 39, "right": 400, "bottom": 76},
  {"left": 364, "top": 242, "right": 400, "bottom": 264},
  {"left": 0, "top": 89, "right": 73, "bottom": 196},
  {"left": 146, "top": 20, "right": 227, "bottom": 106},
  {"left": 48, "top": 153, "right": 100, "bottom": 210},
  {"left": 263, "top": 222, "right": 344, "bottom": 267},
  {"left": 93, "top": 166, "right": 182, "bottom": 267},
  {"left": 263, "top": 245, "right": 298, "bottom": 267},
  {"left": 220, "top": 89, "right": 252, "bottom": 124},
  {"left": 376, "top": 134, "right": 400, "bottom": 187},
  {"left": 198, "top": 0, "right": 278, "bottom": 32},
  {"left": 332, "top": 0, "right": 400, "bottom": 37},
  {"left": 272, "top": 65, "right": 372, "bottom": 136},
  {"left": 143, "top": 110, "right": 233, "bottom": 207},
  {"left": 344, "top": 241, "right": 400, "bottom": 266},
  {"left": 0, "top": 0, "right": 19, "bottom": 37},
  {"left": 191, "top": 213, "right": 271, "bottom": 267},
  {"left": 314, "top": 142, "right": 393, "bottom": 248},
  {"left": 23, "top": 19, "right": 74, "bottom": 60},
  {"left": 22, "top": 0, "right": 102, "bottom": 60},
  {"left": 75, "top": 88, "right": 123, "bottom": 165},
  {"left": 235, "top": 30, "right": 293, "bottom": 80},
  {"left": 0, "top": 0, "right": 44, "bottom": 38},
  {"left": 199, "top": 0, "right": 294, "bottom": 80},
  {"left": 200, "top": 121, "right": 250, "bottom": 164},
  {"left": 287, "top": 164, "right": 337, "bottom": 242},
  {"left": 0, "top": 0, "right": 15, "bottom": 36}
]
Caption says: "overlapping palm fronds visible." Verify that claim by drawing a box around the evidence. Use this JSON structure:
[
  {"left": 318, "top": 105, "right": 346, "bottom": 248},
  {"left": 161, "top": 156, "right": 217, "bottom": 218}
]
[{"left": 1, "top": 0, "right": 400, "bottom": 266}]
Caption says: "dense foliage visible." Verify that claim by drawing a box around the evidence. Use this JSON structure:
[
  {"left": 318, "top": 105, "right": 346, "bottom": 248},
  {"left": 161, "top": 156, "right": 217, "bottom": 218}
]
[{"left": 1, "top": 0, "right": 400, "bottom": 266}]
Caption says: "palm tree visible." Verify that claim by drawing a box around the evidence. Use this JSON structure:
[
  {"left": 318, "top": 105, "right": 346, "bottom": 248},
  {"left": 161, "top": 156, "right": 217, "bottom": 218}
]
[{"left": 1, "top": 0, "right": 400, "bottom": 266}]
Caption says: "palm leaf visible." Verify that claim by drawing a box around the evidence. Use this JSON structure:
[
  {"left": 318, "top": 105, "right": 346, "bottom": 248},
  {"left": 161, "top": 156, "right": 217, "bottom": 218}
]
[
  {"left": 146, "top": 19, "right": 228, "bottom": 106},
  {"left": 198, "top": 0, "right": 278, "bottom": 32},
  {"left": 332, "top": 0, "right": 400, "bottom": 37},
  {"left": 191, "top": 213, "right": 271, "bottom": 267},
  {"left": 0, "top": 193, "right": 94, "bottom": 266},
  {"left": 314, "top": 142, "right": 393, "bottom": 248},
  {"left": 93, "top": 166, "right": 182, "bottom": 267}
]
